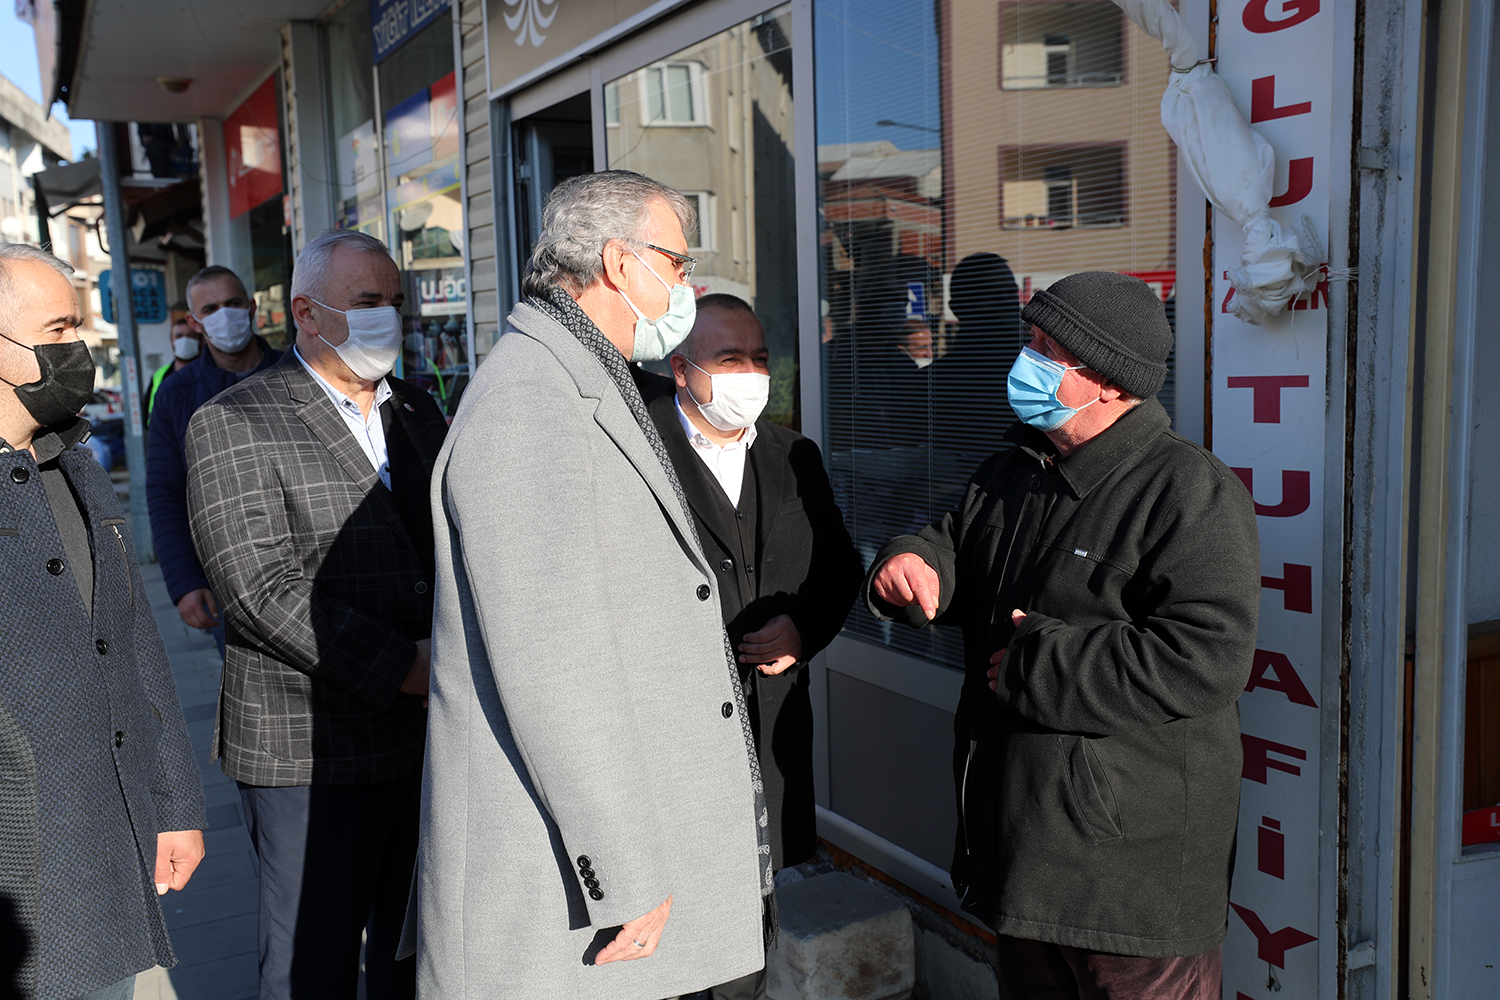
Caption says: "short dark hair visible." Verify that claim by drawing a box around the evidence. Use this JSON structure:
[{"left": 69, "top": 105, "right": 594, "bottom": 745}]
[
  {"left": 694, "top": 292, "right": 755, "bottom": 317},
  {"left": 185, "top": 265, "right": 247, "bottom": 309}
]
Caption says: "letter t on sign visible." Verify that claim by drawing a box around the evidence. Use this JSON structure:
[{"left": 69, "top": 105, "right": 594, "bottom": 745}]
[{"left": 1226, "top": 375, "right": 1311, "bottom": 422}]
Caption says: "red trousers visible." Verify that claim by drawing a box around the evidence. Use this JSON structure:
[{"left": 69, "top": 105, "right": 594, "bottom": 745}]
[{"left": 995, "top": 935, "right": 1223, "bottom": 1000}]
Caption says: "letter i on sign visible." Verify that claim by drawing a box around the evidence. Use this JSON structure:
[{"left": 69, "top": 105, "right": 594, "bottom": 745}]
[{"left": 1258, "top": 816, "right": 1285, "bottom": 878}]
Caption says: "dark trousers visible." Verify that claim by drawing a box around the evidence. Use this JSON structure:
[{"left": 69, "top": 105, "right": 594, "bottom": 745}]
[
  {"left": 239, "top": 771, "right": 421, "bottom": 1000},
  {"left": 995, "top": 936, "right": 1222, "bottom": 1000},
  {"left": 682, "top": 967, "right": 767, "bottom": 1000}
]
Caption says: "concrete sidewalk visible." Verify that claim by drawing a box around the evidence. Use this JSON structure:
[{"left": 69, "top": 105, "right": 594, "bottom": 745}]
[{"left": 134, "top": 562, "right": 258, "bottom": 1000}]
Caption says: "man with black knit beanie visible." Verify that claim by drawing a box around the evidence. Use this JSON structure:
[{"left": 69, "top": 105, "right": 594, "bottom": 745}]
[{"left": 866, "top": 271, "right": 1261, "bottom": 1000}]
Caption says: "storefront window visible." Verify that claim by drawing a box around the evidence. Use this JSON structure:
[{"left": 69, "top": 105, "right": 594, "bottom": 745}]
[
  {"left": 379, "top": 19, "right": 467, "bottom": 415},
  {"left": 226, "top": 74, "right": 293, "bottom": 349},
  {"left": 817, "top": 0, "right": 1178, "bottom": 668},
  {"left": 605, "top": 6, "right": 798, "bottom": 427},
  {"left": 326, "top": 0, "right": 382, "bottom": 240}
]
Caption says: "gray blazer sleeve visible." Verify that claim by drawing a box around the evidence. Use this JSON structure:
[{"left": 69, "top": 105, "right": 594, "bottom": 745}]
[
  {"left": 186, "top": 401, "right": 416, "bottom": 709},
  {"left": 442, "top": 392, "right": 671, "bottom": 928}
]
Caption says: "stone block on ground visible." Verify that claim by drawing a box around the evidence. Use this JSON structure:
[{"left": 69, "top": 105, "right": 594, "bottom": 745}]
[{"left": 767, "top": 871, "right": 915, "bottom": 1000}]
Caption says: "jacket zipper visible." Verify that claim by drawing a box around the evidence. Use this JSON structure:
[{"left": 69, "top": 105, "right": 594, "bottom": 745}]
[
  {"left": 959, "top": 738, "right": 977, "bottom": 857},
  {"left": 111, "top": 525, "right": 133, "bottom": 606}
]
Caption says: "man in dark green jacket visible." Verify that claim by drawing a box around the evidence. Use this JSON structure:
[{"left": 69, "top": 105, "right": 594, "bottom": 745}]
[{"left": 868, "top": 272, "right": 1259, "bottom": 1000}]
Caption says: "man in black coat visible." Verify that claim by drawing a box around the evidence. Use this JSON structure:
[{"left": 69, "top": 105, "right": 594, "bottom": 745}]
[
  {"left": 637, "top": 293, "right": 864, "bottom": 1000},
  {"left": 0, "top": 244, "right": 206, "bottom": 1000},
  {"left": 869, "top": 273, "right": 1260, "bottom": 1000},
  {"left": 186, "top": 230, "right": 447, "bottom": 1000}
]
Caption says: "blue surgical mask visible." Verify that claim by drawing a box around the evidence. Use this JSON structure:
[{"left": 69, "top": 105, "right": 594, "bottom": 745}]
[
  {"left": 1006, "top": 346, "right": 1095, "bottom": 431},
  {"left": 618, "top": 251, "right": 696, "bottom": 362}
]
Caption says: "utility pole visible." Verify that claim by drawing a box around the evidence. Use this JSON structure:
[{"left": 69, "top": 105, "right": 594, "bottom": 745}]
[{"left": 95, "top": 121, "right": 153, "bottom": 562}]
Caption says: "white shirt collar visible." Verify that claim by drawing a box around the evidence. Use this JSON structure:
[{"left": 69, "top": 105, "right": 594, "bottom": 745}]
[{"left": 293, "top": 344, "right": 392, "bottom": 418}]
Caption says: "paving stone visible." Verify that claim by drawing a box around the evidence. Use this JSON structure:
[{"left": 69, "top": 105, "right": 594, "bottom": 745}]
[{"left": 767, "top": 872, "right": 915, "bottom": 1000}]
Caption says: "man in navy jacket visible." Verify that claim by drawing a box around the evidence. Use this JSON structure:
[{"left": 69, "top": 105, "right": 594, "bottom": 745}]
[
  {"left": 0, "top": 243, "right": 205, "bottom": 999},
  {"left": 146, "top": 266, "right": 280, "bottom": 650}
]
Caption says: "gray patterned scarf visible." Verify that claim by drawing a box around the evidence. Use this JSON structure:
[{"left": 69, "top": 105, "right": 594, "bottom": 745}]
[{"left": 533, "top": 289, "right": 778, "bottom": 926}]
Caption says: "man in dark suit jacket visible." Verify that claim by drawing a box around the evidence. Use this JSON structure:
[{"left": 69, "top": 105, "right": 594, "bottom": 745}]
[
  {"left": 185, "top": 230, "right": 447, "bottom": 1000},
  {"left": 638, "top": 293, "right": 864, "bottom": 1000},
  {"left": 0, "top": 243, "right": 205, "bottom": 1000}
]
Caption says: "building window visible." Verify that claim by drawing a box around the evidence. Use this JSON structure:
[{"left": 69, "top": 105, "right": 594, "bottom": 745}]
[
  {"left": 679, "top": 191, "right": 715, "bottom": 251},
  {"left": 1000, "top": 145, "right": 1125, "bottom": 229},
  {"left": 1000, "top": 2, "right": 1124, "bottom": 89},
  {"left": 605, "top": 83, "right": 621, "bottom": 126},
  {"left": 639, "top": 62, "right": 708, "bottom": 126}
]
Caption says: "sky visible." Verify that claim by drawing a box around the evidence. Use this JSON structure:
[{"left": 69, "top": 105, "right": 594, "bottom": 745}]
[
  {"left": 813, "top": 0, "right": 942, "bottom": 152},
  {"left": 1, "top": 11, "right": 95, "bottom": 160}
]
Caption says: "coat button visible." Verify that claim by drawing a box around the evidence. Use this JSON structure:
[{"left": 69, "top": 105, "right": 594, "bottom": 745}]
[
  {"left": 579, "top": 867, "right": 596, "bottom": 879},
  {"left": 414, "top": 582, "right": 428, "bottom": 595},
  {"left": 583, "top": 877, "right": 600, "bottom": 889},
  {"left": 114, "top": 731, "right": 124, "bottom": 748},
  {"left": 721, "top": 701, "right": 734, "bottom": 718},
  {"left": 95, "top": 639, "right": 108, "bottom": 655},
  {"left": 720, "top": 558, "right": 733, "bottom": 572},
  {"left": 746, "top": 564, "right": 754, "bottom": 574},
  {"left": 697, "top": 584, "right": 711, "bottom": 601},
  {"left": 1029, "top": 474, "right": 1041, "bottom": 491},
  {"left": 589, "top": 888, "right": 604, "bottom": 901},
  {"left": 10, "top": 467, "right": 29, "bottom": 484},
  {"left": 46, "top": 558, "right": 64, "bottom": 575},
  {"left": 576, "top": 855, "right": 591, "bottom": 869}
]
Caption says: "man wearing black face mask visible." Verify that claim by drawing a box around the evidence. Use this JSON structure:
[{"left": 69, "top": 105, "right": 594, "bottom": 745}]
[
  {"left": 146, "top": 266, "right": 281, "bottom": 653},
  {"left": 0, "top": 243, "right": 206, "bottom": 999}
]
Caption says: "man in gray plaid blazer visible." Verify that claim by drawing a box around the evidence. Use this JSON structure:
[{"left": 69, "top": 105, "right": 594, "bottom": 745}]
[{"left": 186, "top": 230, "right": 448, "bottom": 1000}]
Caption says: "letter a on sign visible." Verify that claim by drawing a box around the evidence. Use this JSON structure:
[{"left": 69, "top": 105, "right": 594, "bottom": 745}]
[{"left": 1245, "top": 649, "right": 1318, "bottom": 707}]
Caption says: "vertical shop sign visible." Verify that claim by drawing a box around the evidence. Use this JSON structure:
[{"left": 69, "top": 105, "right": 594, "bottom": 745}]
[
  {"left": 371, "top": 0, "right": 453, "bottom": 63},
  {"left": 1210, "top": 1, "right": 1339, "bottom": 997},
  {"left": 225, "top": 77, "right": 283, "bottom": 220}
]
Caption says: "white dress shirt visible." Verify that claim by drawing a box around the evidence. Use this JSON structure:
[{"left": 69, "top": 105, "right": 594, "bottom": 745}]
[
  {"left": 675, "top": 394, "right": 757, "bottom": 507},
  {"left": 294, "top": 345, "right": 393, "bottom": 489}
]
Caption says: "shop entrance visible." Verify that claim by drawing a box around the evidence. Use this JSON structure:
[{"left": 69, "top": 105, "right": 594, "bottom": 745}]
[{"left": 512, "top": 93, "right": 594, "bottom": 272}]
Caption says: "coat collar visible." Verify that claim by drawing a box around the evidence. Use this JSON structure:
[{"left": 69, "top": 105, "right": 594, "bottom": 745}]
[
  {"left": 507, "top": 301, "right": 710, "bottom": 576},
  {"left": 1006, "top": 396, "right": 1171, "bottom": 499}
]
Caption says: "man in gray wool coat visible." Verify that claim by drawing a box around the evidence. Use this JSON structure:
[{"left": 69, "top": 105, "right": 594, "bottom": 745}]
[{"left": 415, "top": 170, "right": 769, "bottom": 999}]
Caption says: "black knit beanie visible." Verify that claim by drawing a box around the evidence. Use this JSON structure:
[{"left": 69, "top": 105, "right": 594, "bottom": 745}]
[{"left": 1020, "top": 271, "right": 1173, "bottom": 398}]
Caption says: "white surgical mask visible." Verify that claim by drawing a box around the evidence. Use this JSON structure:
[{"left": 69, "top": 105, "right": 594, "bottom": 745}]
[
  {"left": 309, "top": 298, "right": 404, "bottom": 381},
  {"left": 618, "top": 251, "right": 696, "bottom": 362},
  {"left": 685, "top": 358, "right": 771, "bottom": 431},
  {"left": 172, "top": 336, "right": 201, "bottom": 361},
  {"left": 200, "top": 307, "right": 254, "bottom": 354}
]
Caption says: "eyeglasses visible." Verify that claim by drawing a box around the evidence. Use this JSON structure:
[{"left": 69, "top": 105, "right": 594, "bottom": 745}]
[{"left": 644, "top": 243, "right": 697, "bottom": 282}]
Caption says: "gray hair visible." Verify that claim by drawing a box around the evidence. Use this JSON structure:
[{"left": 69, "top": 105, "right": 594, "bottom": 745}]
[
  {"left": 0, "top": 243, "right": 75, "bottom": 338},
  {"left": 291, "top": 229, "right": 393, "bottom": 301},
  {"left": 521, "top": 171, "right": 694, "bottom": 299}
]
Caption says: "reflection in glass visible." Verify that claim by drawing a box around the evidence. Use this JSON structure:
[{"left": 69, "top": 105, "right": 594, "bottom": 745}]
[
  {"left": 817, "top": 0, "right": 1177, "bottom": 669},
  {"left": 606, "top": 6, "right": 798, "bottom": 428}
]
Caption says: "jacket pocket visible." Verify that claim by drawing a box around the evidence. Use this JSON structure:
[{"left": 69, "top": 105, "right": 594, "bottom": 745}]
[{"left": 1062, "top": 736, "right": 1124, "bottom": 844}]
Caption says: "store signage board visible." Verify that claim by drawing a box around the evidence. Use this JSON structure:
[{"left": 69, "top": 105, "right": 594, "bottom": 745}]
[
  {"left": 225, "top": 77, "right": 283, "bottom": 221},
  {"left": 1208, "top": 0, "right": 1340, "bottom": 996},
  {"left": 485, "top": 0, "right": 660, "bottom": 94},
  {"left": 372, "top": 0, "right": 453, "bottom": 63},
  {"left": 98, "top": 269, "right": 167, "bottom": 326}
]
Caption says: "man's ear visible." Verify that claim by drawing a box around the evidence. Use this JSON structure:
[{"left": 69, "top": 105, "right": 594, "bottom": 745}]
[
  {"left": 600, "top": 240, "right": 630, "bottom": 292},
  {"left": 290, "top": 295, "right": 319, "bottom": 333},
  {"left": 1099, "top": 380, "right": 1126, "bottom": 403},
  {"left": 669, "top": 353, "right": 689, "bottom": 388}
]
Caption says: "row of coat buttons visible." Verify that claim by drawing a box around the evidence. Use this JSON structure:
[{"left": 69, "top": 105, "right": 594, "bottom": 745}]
[{"left": 576, "top": 855, "right": 603, "bottom": 901}]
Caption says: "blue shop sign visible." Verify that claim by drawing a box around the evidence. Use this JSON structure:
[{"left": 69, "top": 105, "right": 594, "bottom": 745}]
[
  {"left": 371, "top": 0, "right": 452, "bottom": 63},
  {"left": 99, "top": 269, "right": 168, "bottom": 325}
]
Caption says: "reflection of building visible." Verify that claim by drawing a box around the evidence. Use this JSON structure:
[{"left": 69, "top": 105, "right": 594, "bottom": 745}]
[
  {"left": 605, "top": 9, "right": 798, "bottom": 410},
  {"left": 0, "top": 73, "right": 70, "bottom": 245},
  {"left": 944, "top": 0, "right": 1175, "bottom": 289}
]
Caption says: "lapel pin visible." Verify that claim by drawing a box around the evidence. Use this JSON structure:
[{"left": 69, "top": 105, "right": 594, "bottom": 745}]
[{"left": 404, "top": 402, "right": 415, "bottom": 412}]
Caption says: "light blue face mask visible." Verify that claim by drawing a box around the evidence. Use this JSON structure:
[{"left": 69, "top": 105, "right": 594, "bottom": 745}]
[
  {"left": 1006, "top": 346, "right": 1096, "bottom": 432},
  {"left": 618, "top": 251, "right": 697, "bottom": 362}
]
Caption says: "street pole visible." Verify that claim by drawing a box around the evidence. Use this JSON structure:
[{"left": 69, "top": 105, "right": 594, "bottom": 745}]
[{"left": 95, "top": 121, "right": 154, "bottom": 562}]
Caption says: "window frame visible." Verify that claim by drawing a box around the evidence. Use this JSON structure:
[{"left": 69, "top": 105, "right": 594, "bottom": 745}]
[{"left": 634, "top": 59, "right": 711, "bottom": 127}]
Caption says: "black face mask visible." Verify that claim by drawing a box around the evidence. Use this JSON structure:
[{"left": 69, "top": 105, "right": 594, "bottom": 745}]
[{"left": 0, "top": 334, "right": 96, "bottom": 429}]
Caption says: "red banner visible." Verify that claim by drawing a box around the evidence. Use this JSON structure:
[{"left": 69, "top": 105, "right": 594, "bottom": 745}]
[{"left": 226, "top": 76, "right": 284, "bottom": 220}]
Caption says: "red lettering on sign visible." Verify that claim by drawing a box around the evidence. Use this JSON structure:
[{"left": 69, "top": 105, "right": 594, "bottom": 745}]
[
  {"left": 1290, "top": 268, "right": 1333, "bottom": 311},
  {"left": 1222, "top": 273, "right": 1237, "bottom": 314},
  {"left": 1246, "top": 649, "right": 1319, "bottom": 707},
  {"left": 1270, "top": 158, "right": 1315, "bottom": 207},
  {"left": 1241, "top": 733, "right": 1307, "bottom": 782},
  {"left": 1251, "top": 76, "right": 1313, "bottom": 122},
  {"left": 1230, "top": 468, "right": 1312, "bottom": 517},
  {"left": 1230, "top": 903, "right": 1318, "bottom": 967},
  {"left": 1262, "top": 563, "right": 1313, "bottom": 613},
  {"left": 1244, "top": 0, "right": 1320, "bottom": 33},
  {"left": 1226, "top": 375, "right": 1310, "bottom": 422},
  {"left": 1258, "top": 816, "right": 1285, "bottom": 878}
]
